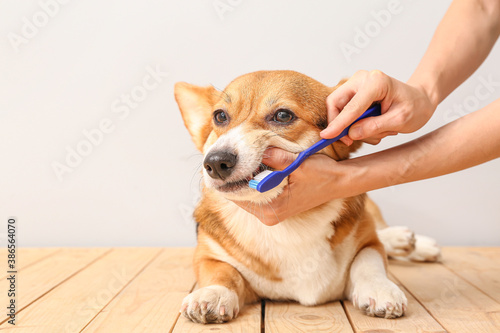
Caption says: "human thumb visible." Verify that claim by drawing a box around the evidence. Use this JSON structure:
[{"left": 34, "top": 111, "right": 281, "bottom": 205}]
[
  {"left": 348, "top": 115, "right": 388, "bottom": 140},
  {"left": 262, "top": 148, "right": 297, "bottom": 170}
]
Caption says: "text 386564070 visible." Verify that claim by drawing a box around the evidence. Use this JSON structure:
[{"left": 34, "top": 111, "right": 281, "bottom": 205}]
[{"left": 6, "top": 217, "right": 17, "bottom": 325}]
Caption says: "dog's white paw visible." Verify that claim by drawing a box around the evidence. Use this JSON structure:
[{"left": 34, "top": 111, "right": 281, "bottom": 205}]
[
  {"left": 352, "top": 278, "right": 407, "bottom": 319},
  {"left": 408, "top": 234, "right": 441, "bottom": 262},
  {"left": 377, "top": 226, "right": 416, "bottom": 257},
  {"left": 180, "top": 285, "right": 239, "bottom": 324}
]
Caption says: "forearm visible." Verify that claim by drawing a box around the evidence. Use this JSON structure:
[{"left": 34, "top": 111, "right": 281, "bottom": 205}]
[
  {"left": 408, "top": 0, "right": 500, "bottom": 107},
  {"left": 341, "top": 98, "right": 500, "bottom": 193}
]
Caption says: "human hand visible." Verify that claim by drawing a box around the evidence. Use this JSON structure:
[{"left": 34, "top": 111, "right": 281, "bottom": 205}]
[
  {"left": 321, "top": 70, "right": 437, "bottom": 145},
  {"left": 232, "top": 148, "right": 355, "bottom": 226}
]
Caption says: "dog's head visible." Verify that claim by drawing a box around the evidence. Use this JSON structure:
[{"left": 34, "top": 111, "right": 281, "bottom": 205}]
[{"left": 174, "top": 70, "right": 360, "bottom": 202}]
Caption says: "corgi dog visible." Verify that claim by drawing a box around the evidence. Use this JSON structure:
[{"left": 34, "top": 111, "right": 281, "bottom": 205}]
[{"left": 174, "top": 70, "right": 441, "bottom": 324}]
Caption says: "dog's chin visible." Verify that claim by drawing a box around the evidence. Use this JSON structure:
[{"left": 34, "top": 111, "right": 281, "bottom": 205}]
[
  {"left": 206, "top": 177, "right": 286, "bottom": 203},
  {"left": 203, "top": 162, "right": 286, "bottom": 203},
  {"left": 220, "top": 184, "right": 284, "bottom": 203}
]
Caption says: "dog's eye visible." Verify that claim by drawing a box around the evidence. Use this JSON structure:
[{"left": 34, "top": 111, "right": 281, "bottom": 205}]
[
  {"left": 273, "top": 109, "right": 295, "bottom": 123},
  {"left": 213, "top": 110, "right": 229, "bottom": 125}
]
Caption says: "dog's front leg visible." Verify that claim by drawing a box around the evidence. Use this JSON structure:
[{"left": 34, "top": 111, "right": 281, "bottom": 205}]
[
  {"left": 181, "top": 258, "right": 257, "bottom": 324},
  {"left": 346, "top": 246, "right": 407, "bottom": 318}
]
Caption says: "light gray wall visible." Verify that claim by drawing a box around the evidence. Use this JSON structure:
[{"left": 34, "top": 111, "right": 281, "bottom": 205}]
[{"left": 1, "top": 0, "right": 499, "bottom": 247}]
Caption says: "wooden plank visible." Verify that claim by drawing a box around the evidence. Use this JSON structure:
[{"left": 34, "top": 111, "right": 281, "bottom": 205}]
[
  {"left": 441, "top": 247, "right": 500, "bottom": 303},
  {"left": 265, "top": 300, "right": 353, "bottom": 333},
  {"left": 173, "top": 302, "right": 262, "bottom": 333},
  {"left": 0, "top": 248, "right": 60, "bottom": 278},
  {"left": 0, "top": 248, "right": 161, "bottom": 332},
  {"left": 343, "top": 272, "right": 446, "bottom": 333},
  {"left": 447, "top": 247, "right": 500, "bottom": 258},
  {"left": 17, "top": 247, "right": 60, "bottom": 267},
  {"left": 389, "top": 259, "right": 500, "bottom": 332},
  {"left": 0, "top": 248, "right": 108, "bottom": 323},
  {"left": 0, "top": 247, "right": 495, "bottom": 332},
  {"left": 82, "top": 248, "right": 196, "bottom": 332}
]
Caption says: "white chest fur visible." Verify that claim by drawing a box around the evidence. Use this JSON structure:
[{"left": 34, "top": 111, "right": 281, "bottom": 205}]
[{"left": 207, "top": 199, "right": 357, "bottom": 305}]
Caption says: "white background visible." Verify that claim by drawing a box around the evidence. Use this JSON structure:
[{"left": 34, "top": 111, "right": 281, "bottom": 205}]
[{"left": 1, "top": 0, "right": 499, "bottom": 247}]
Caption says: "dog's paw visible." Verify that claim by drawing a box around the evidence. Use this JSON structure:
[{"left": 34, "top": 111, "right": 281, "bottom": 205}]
[
  {"left": 408, "top": 234, "right": 441, "bottom": 262},
  {"left": 352, "top": 279, "right": 407, "bottom": 319},
  {"left": 180, "top": 285, "right": 239, "bottom": 324},
  {"left": 377, "top": 226, "right": 416, "bottom": 257}
]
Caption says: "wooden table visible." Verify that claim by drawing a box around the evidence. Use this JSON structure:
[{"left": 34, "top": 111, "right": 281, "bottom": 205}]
[{"left": 0, "top": 247, "right": 498, "bottom": 332}]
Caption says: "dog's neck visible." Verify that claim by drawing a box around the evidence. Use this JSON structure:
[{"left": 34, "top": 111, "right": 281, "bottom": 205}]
[{"left": 207, "top": 188, "right": 346, "bottom": 244}]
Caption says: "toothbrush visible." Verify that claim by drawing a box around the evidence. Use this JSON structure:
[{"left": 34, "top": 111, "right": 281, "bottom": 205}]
[{"left": 249, "top": 104, "right": 381, "bottom": 193}]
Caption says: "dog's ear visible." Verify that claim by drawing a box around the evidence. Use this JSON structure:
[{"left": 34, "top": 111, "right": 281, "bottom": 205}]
[{"left": 174, "top": 82, "right": 219, "bottom": 152}]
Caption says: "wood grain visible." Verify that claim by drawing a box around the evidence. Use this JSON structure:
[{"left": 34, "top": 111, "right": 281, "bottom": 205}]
[
  {"left": 0, "top": 248, "right": 108, "bottom": 324},
  {"left": 265, "top": 300, "right": 353, "bottom": 333},
  {"left": 0, "top": 247, "right": 497, "bottom": 332},
  {"left": 389, "top": 259, "right": 500, "bottom": 333},
  {"left": 83, "top": 248, "right": 196, "bottom": 332},
  {"left": 0, "top": 248, "right": 160, "bottom": 332},
  {"left": 441, "top": 247, "right": 500, "bottom": 303},
  {"left": 0, "top": 248, "right": 60, "bottom": 279}
]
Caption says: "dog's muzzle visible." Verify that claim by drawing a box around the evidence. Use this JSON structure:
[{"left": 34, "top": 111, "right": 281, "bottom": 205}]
[{"left": 203, "top": 150, "right": 238, "bottom": 180}]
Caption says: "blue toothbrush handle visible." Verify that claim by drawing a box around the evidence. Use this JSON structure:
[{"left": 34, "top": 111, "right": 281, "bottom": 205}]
[
  {"left": 293, "top": 104, "right": 381, "bottom": 167},
  {"left": 250, "top": 104, "right": 382, "bottom": 193}
]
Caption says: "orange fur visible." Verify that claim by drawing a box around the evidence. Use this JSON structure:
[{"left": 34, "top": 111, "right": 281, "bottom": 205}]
[
  {"left": 194, "top": 191, "right": 282, "bottom": 282},
  {"left": 194, "top": 243, "right": 259, "bottom": 308},
  {"left": 174, "top": 83, "right": 219, "bottom": 152},
  {"left": 175, "top": 70, "right": 391, "bottom": 321},
  {"left": 366, "top": 196, "right": 389, "bottom": 230}
]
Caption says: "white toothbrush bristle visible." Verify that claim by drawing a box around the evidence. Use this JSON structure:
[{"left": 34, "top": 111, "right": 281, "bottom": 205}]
[{"left": 253, "top": 170, "right": 273, "bottom": 181}]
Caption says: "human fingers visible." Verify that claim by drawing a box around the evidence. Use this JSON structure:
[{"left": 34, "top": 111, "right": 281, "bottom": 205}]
[
  {"left": 360, "top": 131, "right": 398, "bottom": 145},
  {"left": 325, "top": 77, "right": 359, "bottom": 123},
  {"left": 232, "top": 148, "right": 298, "bottom": 225},
  {"left": 347, "top": 109, "right": 404, "bottom": 140},
  {"left": 361, "top": 137, "right": 382, "bottom": 145},
  {"left": 262, "top": 148, "right": 297, "bottom": 170},
  {"left": 323, "top": 72, "right": 365, "bottom": 138},
  {"left": 321, "top": 70, "right": 392, "bottom": 140},
  {"left": 340, "top": 136, "right": 354, "bottom": 146}
]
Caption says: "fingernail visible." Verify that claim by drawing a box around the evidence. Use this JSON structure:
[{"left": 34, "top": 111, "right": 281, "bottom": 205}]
[{"left": 351, "top": 126, "right": 362, "bottom": 139}]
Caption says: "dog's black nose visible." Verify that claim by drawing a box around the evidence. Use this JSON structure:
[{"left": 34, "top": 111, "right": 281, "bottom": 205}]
[{"left": 203, "top": 151, "right": 237, "bottom": 180}]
